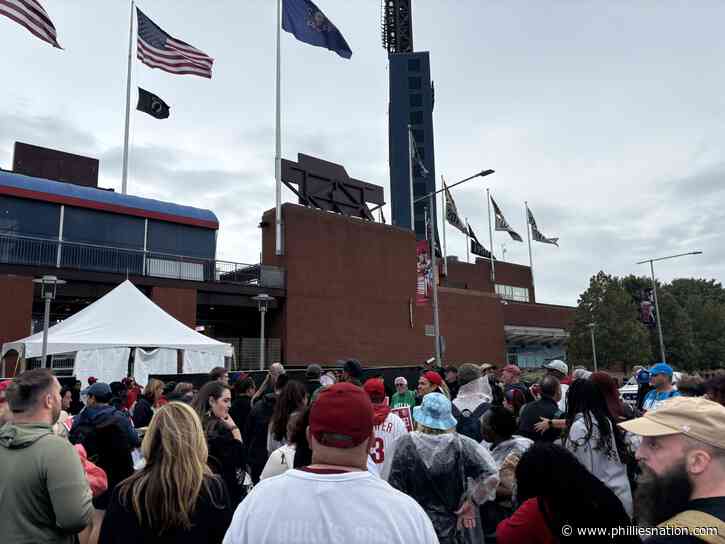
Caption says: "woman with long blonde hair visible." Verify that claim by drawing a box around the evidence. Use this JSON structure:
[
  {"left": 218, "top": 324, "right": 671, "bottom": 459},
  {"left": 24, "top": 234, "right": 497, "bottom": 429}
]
[{"left": 98, "top": 402, "right": 232, "bottom": 543}]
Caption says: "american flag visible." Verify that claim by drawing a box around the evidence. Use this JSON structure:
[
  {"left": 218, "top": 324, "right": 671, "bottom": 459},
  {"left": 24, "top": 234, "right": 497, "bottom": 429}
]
[
  {"left": 136, "top": 8, "right": 213, "bottom": 78},
  {"left": 0, "top": 0, "right": 60, "bottom": 48}
]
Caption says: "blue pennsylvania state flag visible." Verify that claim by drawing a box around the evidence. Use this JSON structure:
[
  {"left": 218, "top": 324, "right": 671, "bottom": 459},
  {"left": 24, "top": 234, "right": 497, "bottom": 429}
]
[{"left": 282, "top": 0, "right": 352, "bottom": 59}]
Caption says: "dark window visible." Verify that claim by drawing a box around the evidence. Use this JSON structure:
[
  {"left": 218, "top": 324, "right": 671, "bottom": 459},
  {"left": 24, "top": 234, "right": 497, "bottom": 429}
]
[
  {"left": 0, "top": 195, "right": 59, "bottom": 239},
  {"left": 408, "top": 58, "right": 421, "bottom": 72},
  {"left": 409, "top": 94, "right": 423, "bottom": 107},
  {"left": 414, "top": 181, "right": 427, "bottom": 193},
  {"left": 416, "top": 146, "right": 425, "bottom": 160},
  {"left": 147, "top": 220, "right": 215, "bottom": 259},
  {"left": 412, "top": 129, "right": 424, "bottom": 144},
  {"left": 408, "top": 77, "right": 422, "bottom": 90},
  {"left": 63, "top": 207, "right": 145, "bottom": 250},
  {"left": 409, "top": 111, "right": 423, "bottom": 125}
]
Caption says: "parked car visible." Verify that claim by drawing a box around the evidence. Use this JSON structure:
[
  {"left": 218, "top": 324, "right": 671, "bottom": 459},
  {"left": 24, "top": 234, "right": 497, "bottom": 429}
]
[{"left": 619, "top": 371, "right": 681, "bottom": 407}]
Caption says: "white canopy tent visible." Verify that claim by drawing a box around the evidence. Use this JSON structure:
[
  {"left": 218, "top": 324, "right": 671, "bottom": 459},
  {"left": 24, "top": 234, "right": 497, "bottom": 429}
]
[{"left": 2, "top": 280, "right": 232, "bottom": 381}]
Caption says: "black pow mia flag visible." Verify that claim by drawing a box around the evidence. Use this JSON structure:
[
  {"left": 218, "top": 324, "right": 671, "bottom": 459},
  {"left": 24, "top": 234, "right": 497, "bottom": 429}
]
[{"left": 137, "top": 87, "right": 170, "bottom": 119}]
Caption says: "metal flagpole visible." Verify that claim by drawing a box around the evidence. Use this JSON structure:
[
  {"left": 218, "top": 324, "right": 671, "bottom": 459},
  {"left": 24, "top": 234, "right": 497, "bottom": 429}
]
[
  {"left": 428, "top": 195, "right": 442, "bottom": 367},
  {"left": 121, "top": 0, "right": 134, "bottom": 195},
  {"left": 441, "top": 176, "right": 448, "bottom": 276},
  {"left": 525, "top": 201, "right": 535, "bottom": 293},
  {"left": 408, "top": 126, "right": 415, "bottom": 231},
  {"left": 274, "top": 0, "right": 283, "bottom": 255},
  {"left": 465, "top": 217, "right": 470, "bottom": 263},
  {"left": 487, "top": 188, "right": 496, "bottom": 282}
]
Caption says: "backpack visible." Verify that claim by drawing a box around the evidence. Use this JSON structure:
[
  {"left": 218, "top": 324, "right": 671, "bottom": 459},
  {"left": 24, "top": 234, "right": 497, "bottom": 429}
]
[
  {"left": 69, "top": 415, "right": 133, "bottom": 488},
  {"left": 452, "top": 402, "right": 490, "bottom": 442},
  {"left": 659, "top": 510, "right": 725, "bottom": 544},
  {"left": 69, "top": 421, "right": 101, "bottom": 462}
]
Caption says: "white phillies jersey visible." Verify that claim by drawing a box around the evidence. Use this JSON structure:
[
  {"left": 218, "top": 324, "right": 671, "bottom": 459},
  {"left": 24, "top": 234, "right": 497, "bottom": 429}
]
[{"left": 369, "top": 411, "right": 407, "bottom": 467}]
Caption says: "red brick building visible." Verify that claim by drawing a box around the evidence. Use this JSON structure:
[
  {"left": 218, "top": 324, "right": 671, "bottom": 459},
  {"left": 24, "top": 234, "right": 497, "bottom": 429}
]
[{"left": 260, "top": 203, "right": 574, "bottom": 367}]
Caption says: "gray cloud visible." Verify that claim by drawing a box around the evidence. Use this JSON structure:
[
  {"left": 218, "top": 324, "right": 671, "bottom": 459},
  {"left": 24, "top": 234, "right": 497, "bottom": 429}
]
[{"left": 1, "top": 2, "right": 724, "bottom": 305}]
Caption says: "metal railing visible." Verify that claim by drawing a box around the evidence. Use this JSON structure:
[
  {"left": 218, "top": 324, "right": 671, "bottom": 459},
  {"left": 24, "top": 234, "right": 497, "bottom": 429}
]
[{"left": 0, "top": 232, "right": 285, "bottom": 288}]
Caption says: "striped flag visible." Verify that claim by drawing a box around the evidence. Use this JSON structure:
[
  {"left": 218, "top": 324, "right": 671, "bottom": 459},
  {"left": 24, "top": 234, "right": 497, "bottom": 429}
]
[
  {"left": 0, "top": 0, "right": 60, "bottom": 48},
  {"left": 136, "top": 8, "right": 213, "bottom": 78},
  {"left": 527, "top": 207, "right": 559, "bottom": 246},
  {"left": 443, "top": 182, "right": 467, "bottom": 235},
  {"left": 491, "top": 196, "right": 523, "bottom": 242},
  {"left": 467, "top": 222, "right": 494, "bottom": 259}
]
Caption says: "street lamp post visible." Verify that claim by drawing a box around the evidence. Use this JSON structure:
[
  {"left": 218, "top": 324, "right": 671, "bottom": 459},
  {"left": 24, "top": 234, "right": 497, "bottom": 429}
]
[
  {"left": 414, "top": 169, "right": 495, "bottom": 367},
  {"left": 32, "top": 275, "right": 66, "bottom": 368},
  {"left": 252, "top": 294, "right": 275, "bottom": 371},
  {"left": 636, "top": 251, "right": 702, "bottom": 364},
  {"left": 588, "top": 323, "right": 598, "bottom": 372}
]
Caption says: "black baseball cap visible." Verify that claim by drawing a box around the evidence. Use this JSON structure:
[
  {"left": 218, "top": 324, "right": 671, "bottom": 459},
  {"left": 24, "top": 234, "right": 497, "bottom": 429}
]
[{"left": 337, "top": 358, "right": 363, "bottom": 379}]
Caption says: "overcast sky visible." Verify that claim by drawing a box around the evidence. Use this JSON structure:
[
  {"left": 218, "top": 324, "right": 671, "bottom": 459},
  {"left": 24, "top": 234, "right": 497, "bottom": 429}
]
[{"left": 1, "top": 1, "right": 723, "bottom": 306}]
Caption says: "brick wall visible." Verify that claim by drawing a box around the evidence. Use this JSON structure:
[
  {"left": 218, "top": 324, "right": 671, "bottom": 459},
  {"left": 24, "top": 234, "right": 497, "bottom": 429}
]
[
  {"left": 151, "top": 286, "right": 197, "bottom": 329},
  {"left": 262, "top": 204, "right": 509, "bottom": 365},
  {"left": 0, "top": 275, "right": 34, "bottom": 376}
]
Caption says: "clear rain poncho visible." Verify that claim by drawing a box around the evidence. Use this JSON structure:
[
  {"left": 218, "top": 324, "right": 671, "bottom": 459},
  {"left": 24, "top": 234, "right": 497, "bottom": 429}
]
[
  {"left": 452, "top": 377, "right": 493, "bottom": 414},
  {"left": 387, "top": 431, "right": 499, "bottom": 542}
]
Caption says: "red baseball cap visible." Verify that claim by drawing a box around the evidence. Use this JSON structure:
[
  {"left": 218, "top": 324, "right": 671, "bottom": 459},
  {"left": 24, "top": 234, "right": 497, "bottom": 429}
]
[
  {"left": 310, "top": 382, "right": 374, "bottom": 449},
  {"left": 363, "top": 378, "right": 386, "bottom": 403},
  {"left": 423, "top": 371, "right": 443, "bottom": 386}
]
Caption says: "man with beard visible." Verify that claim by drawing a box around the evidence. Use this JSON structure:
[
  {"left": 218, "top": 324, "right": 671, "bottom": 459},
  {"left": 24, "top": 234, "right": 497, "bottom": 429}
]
[
  {"left": 620, "top": 396, "right": 725, "bottom": 542},
  {"left": 0, "top": 369, "right": 93, "bottom": 543}
]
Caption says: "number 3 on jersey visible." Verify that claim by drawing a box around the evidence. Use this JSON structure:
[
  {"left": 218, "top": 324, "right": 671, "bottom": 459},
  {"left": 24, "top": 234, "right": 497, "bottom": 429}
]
[{"left": 371, "top": 437, "right": 385, "bottom": 463}]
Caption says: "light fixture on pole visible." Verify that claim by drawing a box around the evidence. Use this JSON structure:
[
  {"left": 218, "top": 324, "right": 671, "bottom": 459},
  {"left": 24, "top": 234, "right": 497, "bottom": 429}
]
[
  {"left": 636, "top": 251, "right": 702, "bottom": 364},
  {"left": 252, "top": 293, "right": 275, "bottom": 371},
  {"left": 587, "top": 322, "right": 598, "bottom": 372},
  {"left": 414, "top": 169, "right": 495, "bottom": 367},
  {"left": 33, "top": 275, "right": 66, "bottom": 369}
]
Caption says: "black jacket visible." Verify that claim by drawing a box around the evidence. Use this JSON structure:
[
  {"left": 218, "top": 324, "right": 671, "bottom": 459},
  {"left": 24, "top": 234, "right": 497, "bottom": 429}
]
[
  {"left": 69, "top": 404, "right": 138, "bottom": 509},
  {"left": 304, "top": 379, "right": 322, "bottom": 401},
  {"left": 517, "top": 396, "right": 563, "bottom": 443},
  {"left": 132, "top": 397, "right": 154, "bottom": 428},
  {"left": 242, "top": 393, "right": 276, "bottom": 466},
  {"left": 205, "top": 418, "right": 246, "bottom": 507},
  {"left": 98, "top": 477, "right": 232, "bottom": 544},
  {"left": 229, "top": 395, "right": 252, "bottom": 431}
]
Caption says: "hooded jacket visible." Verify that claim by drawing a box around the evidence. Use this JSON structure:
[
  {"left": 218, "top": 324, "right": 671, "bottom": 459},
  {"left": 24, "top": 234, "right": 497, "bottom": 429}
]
[
  {"left": 72, "top": 404, "right": 140, "bottom": 448},
  {"left": 0, "top": 422, "right": 93, "bottom": 544}
]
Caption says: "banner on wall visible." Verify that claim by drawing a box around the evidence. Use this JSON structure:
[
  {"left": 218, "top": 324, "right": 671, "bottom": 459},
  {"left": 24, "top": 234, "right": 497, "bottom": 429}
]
[{"left": 416, "top": 240, "right": 432, "bottom": 306}]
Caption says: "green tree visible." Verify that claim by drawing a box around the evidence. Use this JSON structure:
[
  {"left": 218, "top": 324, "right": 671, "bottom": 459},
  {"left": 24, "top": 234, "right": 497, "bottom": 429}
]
[
  {"left": 568, "top": 272, "right": 652, "bottom": 372},
  {"left": 656, "top": 291, "right": 696, "bottom": 371}
]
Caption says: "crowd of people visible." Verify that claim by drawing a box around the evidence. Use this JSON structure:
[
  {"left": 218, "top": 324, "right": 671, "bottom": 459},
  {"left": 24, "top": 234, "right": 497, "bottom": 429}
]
[{"left": 1, "top": 358, "right": 724, "bottom": 543}]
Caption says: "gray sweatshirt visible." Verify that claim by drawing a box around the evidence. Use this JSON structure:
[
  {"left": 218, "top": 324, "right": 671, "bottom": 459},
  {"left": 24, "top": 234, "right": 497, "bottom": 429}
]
[{"left": 0, "top": 422, "right": 94, "bottom": 543}]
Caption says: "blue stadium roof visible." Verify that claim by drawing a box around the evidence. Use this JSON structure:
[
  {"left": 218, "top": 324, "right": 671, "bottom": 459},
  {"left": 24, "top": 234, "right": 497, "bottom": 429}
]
[{"left": 0, "top": 170, "right": 218, "bottom": 229}]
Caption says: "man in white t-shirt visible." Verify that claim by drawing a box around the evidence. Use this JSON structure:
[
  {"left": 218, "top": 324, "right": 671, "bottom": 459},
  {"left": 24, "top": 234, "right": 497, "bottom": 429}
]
[
  {"left": 363, "top": 379, "right": 407, "bottom": 477},
  {"left": 223, "top": 382, "right": 438, "bottom": 544}
]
